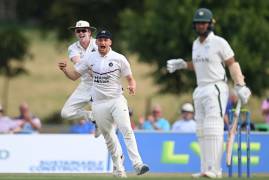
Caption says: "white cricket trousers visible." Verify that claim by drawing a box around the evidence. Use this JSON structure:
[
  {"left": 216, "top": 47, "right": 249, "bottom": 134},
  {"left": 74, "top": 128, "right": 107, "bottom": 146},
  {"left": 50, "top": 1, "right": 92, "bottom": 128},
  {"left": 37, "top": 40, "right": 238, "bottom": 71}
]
[
  {"left": 92, "top": 95, "right": 143, "bottom": 171},
  {"left": 193, "top": 81, "right": 229, "bottom": 175},
  {"left": 61, "top": 82, "right": 93, "bottom": 120}
]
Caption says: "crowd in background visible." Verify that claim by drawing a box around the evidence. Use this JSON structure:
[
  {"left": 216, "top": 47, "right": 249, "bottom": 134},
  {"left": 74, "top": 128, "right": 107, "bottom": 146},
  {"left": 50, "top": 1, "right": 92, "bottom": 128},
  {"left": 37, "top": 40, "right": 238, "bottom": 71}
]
[
  {"left": 0, "top": 102, "right": 41, "bottom": 134},
  {"left": 2, "top": 94, "right": 269, "bottom": 134}
]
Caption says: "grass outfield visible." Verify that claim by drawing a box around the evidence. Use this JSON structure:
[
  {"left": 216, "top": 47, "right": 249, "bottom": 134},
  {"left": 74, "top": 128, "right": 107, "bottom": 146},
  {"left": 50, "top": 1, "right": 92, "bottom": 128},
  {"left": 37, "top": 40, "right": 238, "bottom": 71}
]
[{"left": 1, "top": 173, "right": 269, "bottom": 180}]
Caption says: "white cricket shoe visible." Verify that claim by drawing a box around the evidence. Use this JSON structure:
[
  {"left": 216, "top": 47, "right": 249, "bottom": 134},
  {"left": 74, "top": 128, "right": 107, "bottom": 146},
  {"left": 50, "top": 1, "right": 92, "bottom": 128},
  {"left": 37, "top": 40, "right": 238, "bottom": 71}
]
[
  {"left": 203, "top": 171, "right": 222, "bottom": 179},
  {"left": 113, "top": 155, "right": 125, "bottom": 177},
  {"left": 203, "top": 171, "right": 217, "bottom": 178},
  {"left": 216, "top": 172, "right": 222, "bottom": 178},
  {"left": 191, "top": 172, "right": 204, "bottom": 178},
  {"left": 113, "top": 170, "right": 127, "bottom": 178},
  {"left": 191, "top": 172, "right": 222, "bottom": 179},
  {"left": 134, "top": 164, "right": 150, "bottom": 175}
]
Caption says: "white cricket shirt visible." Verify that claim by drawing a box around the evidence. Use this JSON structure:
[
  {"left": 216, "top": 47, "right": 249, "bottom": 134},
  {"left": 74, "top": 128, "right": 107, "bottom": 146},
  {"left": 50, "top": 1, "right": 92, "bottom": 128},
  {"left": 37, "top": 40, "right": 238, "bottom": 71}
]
[
  {"left": 75, "top": 48, "right": 132, "bottom": 102},
  {"left": 192, "top": 32, "right": 234, "bottom": 86},
  {"left": 68, "top": 38, "right": 97, "bottom": 84}
]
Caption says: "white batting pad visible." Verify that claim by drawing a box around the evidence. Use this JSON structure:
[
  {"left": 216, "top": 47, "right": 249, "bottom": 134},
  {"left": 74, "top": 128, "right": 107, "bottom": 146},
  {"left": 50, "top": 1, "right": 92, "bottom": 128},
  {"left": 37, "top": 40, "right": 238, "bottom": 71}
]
[{"left": 204, "top": 135, "right": 223, "bottom": 176}]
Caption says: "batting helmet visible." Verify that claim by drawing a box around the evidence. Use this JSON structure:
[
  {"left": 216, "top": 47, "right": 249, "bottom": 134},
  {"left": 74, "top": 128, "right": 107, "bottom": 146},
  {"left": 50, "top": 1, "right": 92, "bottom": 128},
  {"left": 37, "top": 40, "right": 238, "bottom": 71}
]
[
  {"left": 193, "top": 8, "right": 213, "bottom": 23},
  {"left": 193, "top": 8, "right": 214, "bottom": 36}
]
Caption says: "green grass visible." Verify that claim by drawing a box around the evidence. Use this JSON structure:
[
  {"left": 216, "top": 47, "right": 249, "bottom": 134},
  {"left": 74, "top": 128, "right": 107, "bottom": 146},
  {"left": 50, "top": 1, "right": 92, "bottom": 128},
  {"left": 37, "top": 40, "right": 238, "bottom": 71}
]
[
  {"left": 0, "top": 29, "right": 266, "bottom": 127},
  {"left": 1, "top": 173, "right": 269, "bottom": 180}
]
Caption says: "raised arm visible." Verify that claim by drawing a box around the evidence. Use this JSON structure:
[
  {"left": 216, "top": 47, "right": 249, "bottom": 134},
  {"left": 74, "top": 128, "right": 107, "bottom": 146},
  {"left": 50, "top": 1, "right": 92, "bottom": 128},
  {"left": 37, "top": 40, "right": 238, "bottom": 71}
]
[{"left": 58, "top": 59, "right": 81, "bottom": 81}]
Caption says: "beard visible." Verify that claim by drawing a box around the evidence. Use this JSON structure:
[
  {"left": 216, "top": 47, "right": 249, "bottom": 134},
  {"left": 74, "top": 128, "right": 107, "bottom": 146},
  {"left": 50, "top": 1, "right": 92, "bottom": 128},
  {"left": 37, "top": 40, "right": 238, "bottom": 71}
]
[{"left": 195, "top": 29, "right": 211, "bottom": 37}]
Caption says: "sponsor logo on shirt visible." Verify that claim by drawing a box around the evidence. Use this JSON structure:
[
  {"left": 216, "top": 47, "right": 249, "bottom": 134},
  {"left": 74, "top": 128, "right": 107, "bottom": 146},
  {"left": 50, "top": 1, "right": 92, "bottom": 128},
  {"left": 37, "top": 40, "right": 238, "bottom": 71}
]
[
  {"left": 94, "top": 75, "right": 109, "bottom": 83},
  {"left": 193, "top": 56, "right": 209, "bottom": 63}
]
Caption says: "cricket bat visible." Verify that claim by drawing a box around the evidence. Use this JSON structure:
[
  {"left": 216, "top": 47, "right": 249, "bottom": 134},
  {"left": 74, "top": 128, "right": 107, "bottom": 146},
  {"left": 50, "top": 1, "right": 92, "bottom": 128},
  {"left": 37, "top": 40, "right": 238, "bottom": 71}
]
[{"left": 226, "top": 99, "right": 242, "bottom": 166}]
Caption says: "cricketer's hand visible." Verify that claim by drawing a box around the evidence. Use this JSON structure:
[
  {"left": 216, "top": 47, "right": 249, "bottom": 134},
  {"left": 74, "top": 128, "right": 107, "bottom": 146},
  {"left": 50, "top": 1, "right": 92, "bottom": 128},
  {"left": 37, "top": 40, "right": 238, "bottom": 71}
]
[
  {"left": 58, "top": 60, "right": 67, "bottom": 72},
  {"left": 166, "top": 58, "right": 187, "bottom": 73},
  {"left": 235, "top": 85, "right": 251, "bottom": 104}
]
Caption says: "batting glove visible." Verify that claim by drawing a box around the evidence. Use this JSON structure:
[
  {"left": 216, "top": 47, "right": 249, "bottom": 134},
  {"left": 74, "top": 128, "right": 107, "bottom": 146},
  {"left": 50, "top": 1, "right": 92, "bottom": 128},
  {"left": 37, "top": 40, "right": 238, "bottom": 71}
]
[
  {"left": 166, "top": 59, "right": 187, "bottom": 73},
  {"left": 234, "top": 85, "right": 251, "bottom": 104}
]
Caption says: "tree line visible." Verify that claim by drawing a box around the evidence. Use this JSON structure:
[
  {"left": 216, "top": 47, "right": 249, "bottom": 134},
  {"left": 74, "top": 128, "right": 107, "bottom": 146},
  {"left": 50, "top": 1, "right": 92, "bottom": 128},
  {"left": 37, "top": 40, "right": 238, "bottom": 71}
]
[{"left": 1, "top": 0, "right": 269, "bottom": 110}]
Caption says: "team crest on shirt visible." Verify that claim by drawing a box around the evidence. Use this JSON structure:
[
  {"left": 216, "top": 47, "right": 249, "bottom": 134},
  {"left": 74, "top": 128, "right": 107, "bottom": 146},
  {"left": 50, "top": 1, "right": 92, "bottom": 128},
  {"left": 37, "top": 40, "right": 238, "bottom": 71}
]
[{"left": 109, "top": 62, "right": 113, "bottom": 67}]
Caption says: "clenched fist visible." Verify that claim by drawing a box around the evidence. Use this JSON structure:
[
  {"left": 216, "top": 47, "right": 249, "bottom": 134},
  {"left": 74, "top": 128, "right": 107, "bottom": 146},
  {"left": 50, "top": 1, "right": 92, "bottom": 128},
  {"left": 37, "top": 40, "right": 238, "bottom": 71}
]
[
  {"left": 58, "top": 60, "right": 67, "bottom": 72},
  {"left": 166, "top": 58, "right": 187, "bottom": 73}
]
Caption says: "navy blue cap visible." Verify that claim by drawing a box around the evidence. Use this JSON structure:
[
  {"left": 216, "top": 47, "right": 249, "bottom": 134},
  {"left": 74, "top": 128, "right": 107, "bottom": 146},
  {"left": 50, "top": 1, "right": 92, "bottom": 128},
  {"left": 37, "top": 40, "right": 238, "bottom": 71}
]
[{"left": 96, "top": 30, "right": 112, "bottom": 39}]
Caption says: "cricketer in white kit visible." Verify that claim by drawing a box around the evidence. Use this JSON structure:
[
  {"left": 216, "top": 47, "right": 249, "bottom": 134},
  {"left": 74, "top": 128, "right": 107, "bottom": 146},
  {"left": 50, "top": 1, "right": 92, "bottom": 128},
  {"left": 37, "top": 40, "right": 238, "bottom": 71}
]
[
  {"left": 58, "top": 29, "right": 149, "bottom": 177},
  {"left": 166, "top": 8, "right": 251, "bottom": 178},
  {"left": 60, "top": 20, "right": 99, "bottom": 132}
]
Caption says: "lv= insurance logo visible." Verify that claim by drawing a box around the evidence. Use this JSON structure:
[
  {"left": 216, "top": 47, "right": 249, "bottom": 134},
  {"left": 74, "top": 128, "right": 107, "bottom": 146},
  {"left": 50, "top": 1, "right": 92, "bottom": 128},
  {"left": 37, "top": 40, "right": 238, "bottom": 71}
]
[{"left": 161, "top": 141, "right": 260, "bottom": 165}]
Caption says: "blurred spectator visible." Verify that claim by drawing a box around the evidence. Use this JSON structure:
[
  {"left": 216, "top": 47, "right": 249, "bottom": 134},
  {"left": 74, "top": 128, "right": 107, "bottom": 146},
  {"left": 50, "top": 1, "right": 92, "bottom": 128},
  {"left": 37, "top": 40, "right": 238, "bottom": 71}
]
[
  {"left": 241, "top": 120, "right": 256, "bottom": 131},
  {"left": 138, "top": 104, "right": 170, "bottom": 131},
  {"left": 171, "top": 103, "right": 196, "bottom": 132},
  {"left": 69, "top": 119, "right": 96, "bottom": 134},
  {"left": 261, "top": 98, "right": 269, "bottom": 124},
  {"left": 15, "top": 102, "right": 42, "bottom": 134},
  {"left": 138, "top": 114, "right": 153, "bottom": 130},
  {"left": 240, "top": 111, "right": 256, "bottom": 131},
  {"left": 0, "top": 104, "right": 21, "bottom": 134},
  {"left": 128, "top": 107, "right": 136, "bottom": 130}
]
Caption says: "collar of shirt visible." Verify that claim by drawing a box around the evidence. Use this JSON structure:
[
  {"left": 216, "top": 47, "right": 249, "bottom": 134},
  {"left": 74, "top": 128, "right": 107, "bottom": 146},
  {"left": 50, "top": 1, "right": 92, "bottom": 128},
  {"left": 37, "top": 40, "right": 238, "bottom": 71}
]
[
  {"left": 195, "top": 31, "right": 215, "bottom": 45},
  {"left": 75, "top": 38, "right": 94, "bottom": 51},
  {"left": 205, "top": 31, "right": 214, "bottom": 42}
]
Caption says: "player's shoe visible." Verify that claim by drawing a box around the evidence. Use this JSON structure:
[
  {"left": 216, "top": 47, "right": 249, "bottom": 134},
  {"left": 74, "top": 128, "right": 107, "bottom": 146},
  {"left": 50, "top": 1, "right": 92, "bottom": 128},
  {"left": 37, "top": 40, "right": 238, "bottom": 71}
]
[
  {"left": 191, "top": 172, "right": 204, "bottom": 178},
  {"left": 203, "top": 171, "right": 217, "bottom": 178},
  {"left": 113, "top": 155, "right": 125, "bottom": 177},
  {"left": 191, "top": 171, "right": 222, "bottom": 179},
  {"left": 216, "top": 172, "right": 222, "bottom": 178},
  {"left": 204, "top": 171, "right": 222, "bottom": 179},
  {"left": 134, "top": 164, "right": 150, "bottom": 175},
  {"left": 113, "top": 170, "right": 127, "bottom": 178}
]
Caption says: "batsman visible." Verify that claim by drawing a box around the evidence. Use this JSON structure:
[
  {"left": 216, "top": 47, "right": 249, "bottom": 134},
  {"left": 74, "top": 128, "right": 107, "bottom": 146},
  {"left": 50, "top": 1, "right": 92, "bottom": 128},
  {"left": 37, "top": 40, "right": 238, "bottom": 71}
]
[{"left": 166, "top": 8, "right": 251, "bottom": 178}]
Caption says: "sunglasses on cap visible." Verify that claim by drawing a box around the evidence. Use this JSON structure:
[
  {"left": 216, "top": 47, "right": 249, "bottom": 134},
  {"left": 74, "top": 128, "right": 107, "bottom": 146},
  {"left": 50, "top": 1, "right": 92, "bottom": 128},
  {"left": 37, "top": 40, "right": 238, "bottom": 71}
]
[{"left": 75, "top": 29, "right": 88, "bottom": 33}]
